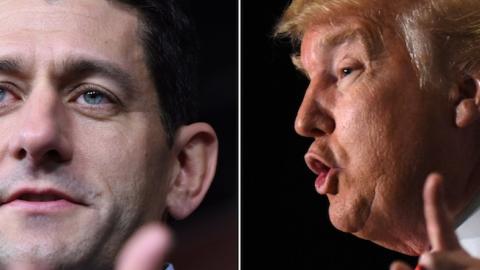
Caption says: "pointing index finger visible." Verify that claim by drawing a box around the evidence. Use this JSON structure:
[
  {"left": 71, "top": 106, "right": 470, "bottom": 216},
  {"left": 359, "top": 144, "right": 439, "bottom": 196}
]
[{"left": 423, "top": 173, "right": 461, "bottom": 251}]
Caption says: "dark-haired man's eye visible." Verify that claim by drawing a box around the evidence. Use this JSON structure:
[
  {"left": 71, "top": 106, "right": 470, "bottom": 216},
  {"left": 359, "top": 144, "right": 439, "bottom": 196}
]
[
  {"left": 76, "top": 90, "right": 111, "bottom": 105},
  {"left": 83, "top": 91, "right": 105, "bottom": 105},
  {"left": 0, "top": 89, "right": 6, "bottom": 102},
  {"left": 0, "top": 87, "right": 19, "bottom": 105}
]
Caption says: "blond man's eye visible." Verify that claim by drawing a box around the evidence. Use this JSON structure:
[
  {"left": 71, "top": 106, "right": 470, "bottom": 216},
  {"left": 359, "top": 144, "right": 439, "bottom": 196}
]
[{"left": 342, "top": 67, "right": 353, "bottom": 77}]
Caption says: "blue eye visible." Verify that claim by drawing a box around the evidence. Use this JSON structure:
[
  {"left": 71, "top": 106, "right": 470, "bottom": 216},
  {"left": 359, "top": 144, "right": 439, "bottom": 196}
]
[
  {"left": 82, "top": 90, "right": 106, "bottom": 105},
  {"left": 71, "top": 86, "right": 119, "bottom": 117},
  {"left": 0, "top": 86, "right": 19, "bottom": 105},
  {"left": 0, "top": 89, "right": 6, "bottom": 102}
]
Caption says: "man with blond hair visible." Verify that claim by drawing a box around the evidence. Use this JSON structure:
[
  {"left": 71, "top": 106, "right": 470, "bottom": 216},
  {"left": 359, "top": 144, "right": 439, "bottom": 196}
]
[{"left": 275, "top": 0, "right": 480, "bottom": 269}]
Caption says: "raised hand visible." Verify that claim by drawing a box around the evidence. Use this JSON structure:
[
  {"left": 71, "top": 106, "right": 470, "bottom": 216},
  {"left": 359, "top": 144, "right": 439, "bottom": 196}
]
[
  {"left": 116, "top": 223, "right": 172, "bottom": 270},
  {"left": 391, "top": 173, "right": 480, "bottom": 270}
]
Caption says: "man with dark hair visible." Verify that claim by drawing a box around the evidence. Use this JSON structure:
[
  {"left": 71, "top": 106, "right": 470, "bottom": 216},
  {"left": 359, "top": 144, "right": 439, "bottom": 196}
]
[
  {"left": 0, "top": 0, "right": 218, "bottom": 269},
  {"left": 275, "top": 0, "right": 480, "bottom": 269}
]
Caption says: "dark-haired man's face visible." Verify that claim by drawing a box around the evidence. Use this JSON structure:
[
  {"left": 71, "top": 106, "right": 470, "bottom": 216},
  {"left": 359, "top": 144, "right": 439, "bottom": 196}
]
[{"left": 0, "top": 0, "right": 175, "bottom": 268}]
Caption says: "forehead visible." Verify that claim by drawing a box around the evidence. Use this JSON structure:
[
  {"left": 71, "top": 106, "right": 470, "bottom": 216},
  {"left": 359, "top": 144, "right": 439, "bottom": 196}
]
[
  {"left": 0, "top": 0, "right": 139, "bottom": 35},
  {"left": 0, "top": 0, "right": 143, "bottom": 70}
]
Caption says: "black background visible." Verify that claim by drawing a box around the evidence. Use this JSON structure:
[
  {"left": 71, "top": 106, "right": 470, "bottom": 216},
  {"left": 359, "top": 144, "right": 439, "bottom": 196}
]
[
  {"left": 242, "top": 0, "right": 418, "bottom": 269},
  {"left": 168, "top": 1, "right": 238, "bottom": 270},
  {"left": 166, "top": 0, "right": 420, "bottom": 269}
]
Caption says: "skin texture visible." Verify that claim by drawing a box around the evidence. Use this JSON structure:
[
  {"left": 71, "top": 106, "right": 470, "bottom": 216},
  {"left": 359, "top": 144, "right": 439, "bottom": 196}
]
[
  {"left": 295, "top": 18, "right": 480, "bottom": 255},
  {"left": 0, "top": 0, "right": 218, "bottom": 269}
]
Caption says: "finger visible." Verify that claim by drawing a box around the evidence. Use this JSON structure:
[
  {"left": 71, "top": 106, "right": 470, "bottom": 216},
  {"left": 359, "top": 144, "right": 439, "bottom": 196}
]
[
  {"left": 390, "top": 261, "right": 413, "bottom": 270},
  {"left": 116, "top": 223, "right": 172, "bottom": 270},
  {"left": 423, "top": 173, "right": 461, "bottom": 251},
  {"left": 6, "top": 262, "right": 49, "bottom": 270},
  {"left": 418, "top": 251, "right": 467, "bottom": 270},
  {"left": 418, "top": 249, "right": 480, "bottom": 270}
]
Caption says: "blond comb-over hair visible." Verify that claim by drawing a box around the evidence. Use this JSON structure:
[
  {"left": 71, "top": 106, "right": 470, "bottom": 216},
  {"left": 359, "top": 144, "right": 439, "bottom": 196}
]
[{"left": 275, "top": 0, "right": 480, "bottom": 91}]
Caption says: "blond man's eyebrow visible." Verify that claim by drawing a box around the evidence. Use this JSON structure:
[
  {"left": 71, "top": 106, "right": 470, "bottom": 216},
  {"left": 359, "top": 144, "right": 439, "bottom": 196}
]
[
  {"left": 321, "top": 28, "right": 379, "bottom": 58},
  {"left": 322, "top": 29, "right": 363, "bottom": 47},
  {"left": 290, "top": 54, "right": 309, "bottom": 78},
  {"left": 292, "top": 28, "right": 379, "bottom": 78}
]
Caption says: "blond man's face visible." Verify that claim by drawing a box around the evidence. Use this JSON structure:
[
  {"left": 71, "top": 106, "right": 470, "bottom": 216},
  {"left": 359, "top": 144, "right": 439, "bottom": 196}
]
[{"left": 295, "top": 19, "right": 463, "bottom": 253}]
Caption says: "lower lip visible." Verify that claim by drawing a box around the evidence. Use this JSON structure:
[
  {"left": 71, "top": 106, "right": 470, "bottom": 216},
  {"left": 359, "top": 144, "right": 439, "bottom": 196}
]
[
  {"left": 2, "top": 199, "right": 79, "bottom": 213},
  {"left": 315, "top": 169, "right": 339, "bottom": 195}
]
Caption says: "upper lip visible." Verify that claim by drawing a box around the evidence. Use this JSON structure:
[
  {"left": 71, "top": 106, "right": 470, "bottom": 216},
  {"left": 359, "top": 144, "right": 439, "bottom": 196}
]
[
  {"left": 304, "top": 144, "right": 338, "bottom": 175},
  {"left": 2, "top": 186, "right": 86, "bottom": 206}
]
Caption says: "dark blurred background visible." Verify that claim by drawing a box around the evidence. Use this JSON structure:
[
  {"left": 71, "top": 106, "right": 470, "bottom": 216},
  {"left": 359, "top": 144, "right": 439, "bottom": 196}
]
[
  {"left": 242, "top": 1, "right": 418, "bottom": 269},
  {"left": 168, "top": 1, "right": 238, "bottom": 270},
  {"left": 165, "top": 0, "right": 420, "bottom": 269}
]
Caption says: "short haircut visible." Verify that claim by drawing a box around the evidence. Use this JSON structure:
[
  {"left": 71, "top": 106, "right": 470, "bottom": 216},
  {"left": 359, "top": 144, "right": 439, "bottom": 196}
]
[
  {"left": 114, "top": 0, "right": 199, "bottom": 145},
  {"left": 275, "top": 0, "right": 480, "bottom": 91}
]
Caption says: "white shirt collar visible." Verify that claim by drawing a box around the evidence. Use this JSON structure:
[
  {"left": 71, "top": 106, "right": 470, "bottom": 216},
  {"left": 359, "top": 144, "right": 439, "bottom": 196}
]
[{"left": 455, "top": 195, "right": 480, "bottom": 257}]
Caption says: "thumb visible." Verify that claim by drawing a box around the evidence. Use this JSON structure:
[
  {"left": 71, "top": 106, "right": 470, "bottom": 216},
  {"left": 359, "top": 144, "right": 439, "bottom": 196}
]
[
  {"left": 116, "top": 223, "right": 172, "bottom": 270},
  {"left": 423, "top": 173, "right": 460, "bottom": 251},
  {"left": 6, "top": 262, "right": 49, "bottom": 270},
  {"left": 390, "top": 261, "right": 413, "bottom": 270}
]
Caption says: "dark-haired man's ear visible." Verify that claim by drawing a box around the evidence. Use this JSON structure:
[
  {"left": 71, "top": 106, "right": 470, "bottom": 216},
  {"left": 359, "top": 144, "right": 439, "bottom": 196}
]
[
  {"left": 454, "top": 75, "right": 480, "bottom": 128},
  {"left": 166, "top": 123, "right": 218, "bottom": 219}
]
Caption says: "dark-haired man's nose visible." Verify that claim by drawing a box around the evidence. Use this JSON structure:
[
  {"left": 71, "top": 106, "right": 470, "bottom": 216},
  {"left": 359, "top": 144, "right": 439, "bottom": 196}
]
[
  {"left": 8, "top": 88, "right": 72, "bottom": 167},
  {"left": 294, "top": 86, "right": 335, "bottom": 138}
]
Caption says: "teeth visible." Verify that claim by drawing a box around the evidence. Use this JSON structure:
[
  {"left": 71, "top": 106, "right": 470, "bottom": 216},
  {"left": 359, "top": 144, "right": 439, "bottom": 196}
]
[{"left": 18, "top": 194, "right": 62, "bottom": 202}]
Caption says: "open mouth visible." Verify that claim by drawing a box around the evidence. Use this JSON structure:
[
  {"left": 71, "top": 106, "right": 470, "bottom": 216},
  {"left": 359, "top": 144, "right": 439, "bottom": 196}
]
[
  {"left": 16, "top": 193, "right": 65, "bottom": 202},
  {"left": 307, "top": 158, "right": 331, "bottom": 177},
  {"left": 304, "top": 152, "right": 340, "bottom": 194}
]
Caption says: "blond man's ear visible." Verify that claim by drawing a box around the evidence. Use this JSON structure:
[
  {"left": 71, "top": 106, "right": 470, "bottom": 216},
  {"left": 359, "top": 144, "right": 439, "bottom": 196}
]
[
  {"left": 166, "top": 123, "right": 218, "bottom": 219},
  {"left": 454, "top": 75, "right": 480, "bottom": 128}
]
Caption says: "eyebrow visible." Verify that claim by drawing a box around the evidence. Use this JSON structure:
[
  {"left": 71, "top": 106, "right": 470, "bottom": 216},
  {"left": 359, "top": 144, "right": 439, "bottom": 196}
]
[
  {"left": 0, "top": 56, "right": 136, "bottom": 94},
  {"left": 291, "top": 54, "right": 308, "bottom": 78},
  {"left": 293, "top": 29, "right": 377, "bottom": 78},
  {"left": 61, "top": 57, "right": 136, "bottom": 92},
  {"left": 321, "top": 29, "right": 368, "bottom": 48},
  {"left": 0, "top": 58, "right": 25, "bottom": 74}
]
